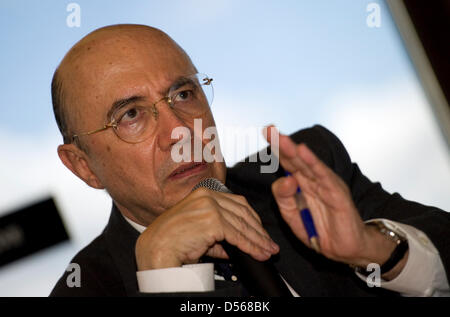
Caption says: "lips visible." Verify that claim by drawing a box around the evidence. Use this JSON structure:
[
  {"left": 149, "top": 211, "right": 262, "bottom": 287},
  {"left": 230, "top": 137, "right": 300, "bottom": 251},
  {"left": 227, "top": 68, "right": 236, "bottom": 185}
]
[{"left": 169, "top": 162, "right": 207, "bottom": 179}]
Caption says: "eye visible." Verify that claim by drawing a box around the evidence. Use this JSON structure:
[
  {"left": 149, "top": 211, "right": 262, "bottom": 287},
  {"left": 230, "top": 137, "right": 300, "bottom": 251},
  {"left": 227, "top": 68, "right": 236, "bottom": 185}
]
[
  {"left": 125, "top": 108, "right": 138, "bottom": 119},
  {"left": 174, "top": 90, "right": 193, "bottom": 102},
  {"left": 116, "top": 106, "right": 145, "bottom": 124},
  {"left": 122, "top": 107, "right": 139, "bottom": 121}
]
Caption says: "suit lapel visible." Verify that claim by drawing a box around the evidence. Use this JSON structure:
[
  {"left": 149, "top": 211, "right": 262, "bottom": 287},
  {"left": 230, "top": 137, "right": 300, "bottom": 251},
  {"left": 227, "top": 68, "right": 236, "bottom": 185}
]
[{"left": 103, "top": 204, "right": 141, "bottom": 296}]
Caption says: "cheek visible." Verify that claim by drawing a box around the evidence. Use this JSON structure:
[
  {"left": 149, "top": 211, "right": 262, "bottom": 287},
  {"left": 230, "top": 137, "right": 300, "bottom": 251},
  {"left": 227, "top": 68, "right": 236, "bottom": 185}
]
[
  {"left": 116, "top": 146, "right": 157, "bottom": 181},
  {"left": 201, "top": 110, "right": 216, "bottom": 128},
  {"left": 92, "top": 141, "right": 159, "bottom": 191},
  {"left": 197, "top": 112, "right": 227, "bottom": 182}
]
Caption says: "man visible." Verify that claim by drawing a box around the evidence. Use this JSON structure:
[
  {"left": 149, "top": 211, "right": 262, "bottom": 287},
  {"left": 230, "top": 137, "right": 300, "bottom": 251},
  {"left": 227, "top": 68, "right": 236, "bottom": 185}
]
[{"left": 50, "top": 24, "right": 449, "bottom": 296}]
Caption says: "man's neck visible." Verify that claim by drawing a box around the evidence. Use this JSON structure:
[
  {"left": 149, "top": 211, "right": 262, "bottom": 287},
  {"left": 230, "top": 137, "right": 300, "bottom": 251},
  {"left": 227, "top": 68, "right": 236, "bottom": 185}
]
[{"left": 114, "top": 200, "right": 155, "bottom": 228}]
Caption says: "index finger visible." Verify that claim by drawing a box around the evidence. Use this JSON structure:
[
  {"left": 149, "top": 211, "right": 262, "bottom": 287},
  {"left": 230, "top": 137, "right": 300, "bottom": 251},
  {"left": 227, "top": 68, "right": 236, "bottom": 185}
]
[{"left": 263, "top": 125, "right": 315, "bottom": 179}]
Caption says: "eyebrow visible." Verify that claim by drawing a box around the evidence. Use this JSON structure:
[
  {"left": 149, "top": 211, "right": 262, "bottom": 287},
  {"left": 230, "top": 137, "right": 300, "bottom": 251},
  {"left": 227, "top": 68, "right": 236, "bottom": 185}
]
[
  {"left": 107, "top": 95, "right": 145, "bottom": 120},
  {"left": 169, "top": 76, "right": 196, "bottom": 92},
  {"left": 105, "top": 76, "right": 195, "bottom": 120}
]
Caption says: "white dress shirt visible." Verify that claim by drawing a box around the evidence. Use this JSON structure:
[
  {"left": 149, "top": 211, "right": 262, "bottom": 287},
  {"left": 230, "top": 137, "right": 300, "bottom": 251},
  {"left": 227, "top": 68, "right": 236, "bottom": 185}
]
[{"left": 127, "top": 216, "right": 449, "bottom": 296}]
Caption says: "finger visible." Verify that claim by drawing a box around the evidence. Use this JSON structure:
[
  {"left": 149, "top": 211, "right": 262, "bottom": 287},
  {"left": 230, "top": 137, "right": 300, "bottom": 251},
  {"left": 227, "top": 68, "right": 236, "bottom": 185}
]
[
  {"left": 205, "top": 243, "right": 229, "bottom": 259},
  {"left": 291, "top": 145, "right": 348, "bottom": 209},
  {"left": 222, "top": 220, "right": 275, "bottom": 262},
  {"left": 192, "top": 187, "right": 264, "bottom": 227},
  {"left": 277, "top": 176, "right": 327, "bottom": 252},
  {"left": 190, "top": 188, "right": 277, "bottom": 252},
  {"left": 213, "top": 192, "right": 262, "bottom": 223},
  {"left": 271, "top": 175, "right": 299, "bottom": 211},
  {"left": 264, "top": 125, "right": 295, "bottom": 159},
  {"left": 210, "top": 191, "right": 267, "bottom": 237},
  {"left": 296, "top": 143, "right": 338, "bottom": 188},
  {"left": 221, "top": 206, "right": 279, "bottom": 253},
  {"left": 263, "top": 126, "right": 315, "bottom": 179},
  {"left": 264, "top": 126, "right": 298, "bottom": 168},
  {"left": 271, "top": 176, "right": 310, "bottom": 246},
  {"left": 219, "top": 207, "right": 279, "bottom": 259},
  {"left": 293, "top": 170, "right": 337, "bottom": 210}
]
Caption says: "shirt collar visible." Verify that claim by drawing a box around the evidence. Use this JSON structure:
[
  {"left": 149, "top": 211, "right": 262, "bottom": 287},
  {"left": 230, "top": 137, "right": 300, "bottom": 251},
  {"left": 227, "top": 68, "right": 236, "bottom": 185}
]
[{"left": 122, "top": 214, "right": 146, "bottom": 234}]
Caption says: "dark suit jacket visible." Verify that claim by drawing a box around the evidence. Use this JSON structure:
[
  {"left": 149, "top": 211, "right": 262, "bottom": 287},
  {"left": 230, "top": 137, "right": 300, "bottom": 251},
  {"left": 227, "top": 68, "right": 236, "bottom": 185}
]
[{"left": 50, "top": 125, "right": 450, "bottom": 296}]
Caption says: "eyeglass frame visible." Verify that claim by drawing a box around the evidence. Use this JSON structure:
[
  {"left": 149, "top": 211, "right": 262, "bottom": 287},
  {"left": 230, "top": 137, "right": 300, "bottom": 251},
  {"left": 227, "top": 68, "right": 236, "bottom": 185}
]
[{"left": 71, "top": 73, "right": 213, "bottom": 144}]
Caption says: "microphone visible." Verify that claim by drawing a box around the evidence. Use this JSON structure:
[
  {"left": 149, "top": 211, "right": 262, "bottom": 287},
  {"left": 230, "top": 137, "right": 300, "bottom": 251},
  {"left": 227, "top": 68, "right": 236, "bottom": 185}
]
[{"left": 192, "top": 178, "right": 292, "bottom": 297}]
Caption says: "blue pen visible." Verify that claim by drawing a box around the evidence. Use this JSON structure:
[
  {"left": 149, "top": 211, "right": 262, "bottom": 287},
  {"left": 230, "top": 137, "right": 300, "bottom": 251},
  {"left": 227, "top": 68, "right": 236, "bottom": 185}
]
[{"left": 285, "top": 172, "right": 321, "bottom": 253}]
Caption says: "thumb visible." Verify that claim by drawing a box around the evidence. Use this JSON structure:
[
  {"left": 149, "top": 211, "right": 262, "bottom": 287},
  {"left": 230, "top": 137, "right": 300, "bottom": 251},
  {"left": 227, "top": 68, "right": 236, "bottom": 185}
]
[
  {"left": 272, "top": 174, "right": 310, "bottom": 246},
  {"left": 271, "top": 175, "right": 299, "bottom": 214}
]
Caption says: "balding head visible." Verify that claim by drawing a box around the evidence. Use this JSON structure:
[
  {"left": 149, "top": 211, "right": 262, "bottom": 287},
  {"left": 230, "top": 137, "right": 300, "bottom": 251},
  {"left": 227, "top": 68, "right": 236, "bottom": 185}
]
[
  {"left": 52, "top": 24, "right": 194, "bottom": 147},
  {"left": 53, "top": 24, "right": 225, "bottom": 225}
]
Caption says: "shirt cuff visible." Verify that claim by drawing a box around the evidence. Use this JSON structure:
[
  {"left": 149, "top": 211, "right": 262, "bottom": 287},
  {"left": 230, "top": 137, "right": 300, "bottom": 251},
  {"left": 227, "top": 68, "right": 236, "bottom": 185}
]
[
  {"left": 136, "top": 263, "right": 214, "bottom": 293},
  {"left": 356, "top": 219, "right": 450, "bottom": 296}
]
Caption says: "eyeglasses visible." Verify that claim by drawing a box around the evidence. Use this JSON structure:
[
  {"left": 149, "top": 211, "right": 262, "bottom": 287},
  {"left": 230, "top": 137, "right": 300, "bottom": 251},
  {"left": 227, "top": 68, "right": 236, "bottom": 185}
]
[{"left": 71, "top": 73, "right": 214, "bottom": 144}]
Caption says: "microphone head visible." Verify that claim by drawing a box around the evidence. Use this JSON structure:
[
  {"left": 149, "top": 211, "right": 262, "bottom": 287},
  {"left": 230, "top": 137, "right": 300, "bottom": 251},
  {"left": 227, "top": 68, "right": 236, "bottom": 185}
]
[{"left": 192, "top": 178, "right": 232, "bottom": 193}]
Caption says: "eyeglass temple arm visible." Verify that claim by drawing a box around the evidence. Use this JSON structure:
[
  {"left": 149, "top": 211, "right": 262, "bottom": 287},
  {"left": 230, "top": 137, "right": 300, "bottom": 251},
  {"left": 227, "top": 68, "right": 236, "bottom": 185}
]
[{"left": 72, "top": 123, "right": 116, "bottom": 140}]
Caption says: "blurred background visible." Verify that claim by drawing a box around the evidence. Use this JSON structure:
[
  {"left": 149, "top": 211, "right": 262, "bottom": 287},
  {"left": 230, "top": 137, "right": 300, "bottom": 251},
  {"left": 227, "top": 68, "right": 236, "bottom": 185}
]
[{"left": 0, "top": 0, "right": 449, "bottom": 296}]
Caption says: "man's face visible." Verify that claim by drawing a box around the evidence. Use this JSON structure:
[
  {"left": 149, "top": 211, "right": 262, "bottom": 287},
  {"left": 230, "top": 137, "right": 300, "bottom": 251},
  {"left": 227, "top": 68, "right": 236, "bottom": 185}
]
[{"left": 60, "top": 28, "right": 226, "bottom": 224}]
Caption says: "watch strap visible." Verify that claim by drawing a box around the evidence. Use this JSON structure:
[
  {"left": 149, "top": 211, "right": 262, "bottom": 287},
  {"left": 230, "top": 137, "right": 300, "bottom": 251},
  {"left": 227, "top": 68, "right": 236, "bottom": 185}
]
[{"left": 353, "top": 221, "right": 409, "bottom": 276}]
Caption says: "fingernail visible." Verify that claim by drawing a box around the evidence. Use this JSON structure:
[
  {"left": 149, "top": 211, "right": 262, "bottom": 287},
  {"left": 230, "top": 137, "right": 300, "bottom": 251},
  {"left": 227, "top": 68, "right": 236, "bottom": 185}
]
[
  {"left": 263, "top": 125, "right": 278, "bottom": 137},
  {"left": 284, "top": 171, "right": 301, "bottom": 193},
  {"left": 271, "top": 241, "right": 279, "bottom": 252}
]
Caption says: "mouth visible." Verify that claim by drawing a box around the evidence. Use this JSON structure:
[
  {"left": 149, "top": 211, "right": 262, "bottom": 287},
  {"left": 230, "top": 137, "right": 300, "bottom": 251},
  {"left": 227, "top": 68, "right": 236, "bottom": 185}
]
[{"left": 168, "top": 161, "right": 208, "bottom": 180}]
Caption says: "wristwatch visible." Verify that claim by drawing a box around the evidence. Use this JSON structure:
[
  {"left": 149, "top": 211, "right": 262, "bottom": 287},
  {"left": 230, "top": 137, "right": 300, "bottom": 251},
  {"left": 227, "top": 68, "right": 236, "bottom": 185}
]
[{"left": 354, "top": 220, "right": 409, "bottom": 275}]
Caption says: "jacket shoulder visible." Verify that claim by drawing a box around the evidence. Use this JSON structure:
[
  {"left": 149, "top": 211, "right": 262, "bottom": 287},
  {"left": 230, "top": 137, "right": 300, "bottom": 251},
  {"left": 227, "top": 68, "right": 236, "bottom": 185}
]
[{"left": 49, "top": 232, "right": 125, "bottom": 297}]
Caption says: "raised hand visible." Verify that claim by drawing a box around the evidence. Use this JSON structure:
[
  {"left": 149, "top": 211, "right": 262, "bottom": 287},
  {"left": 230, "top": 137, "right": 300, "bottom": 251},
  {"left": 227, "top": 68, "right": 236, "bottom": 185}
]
[{"left": 264, "top": 126, "right": 400, "bottom": 270}]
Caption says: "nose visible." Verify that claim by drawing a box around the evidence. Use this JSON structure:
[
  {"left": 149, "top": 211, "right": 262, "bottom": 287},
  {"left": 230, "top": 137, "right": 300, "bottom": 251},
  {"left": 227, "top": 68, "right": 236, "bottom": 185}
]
[{"left": 154, "top": 101, "right": 192, "bottom": 152}]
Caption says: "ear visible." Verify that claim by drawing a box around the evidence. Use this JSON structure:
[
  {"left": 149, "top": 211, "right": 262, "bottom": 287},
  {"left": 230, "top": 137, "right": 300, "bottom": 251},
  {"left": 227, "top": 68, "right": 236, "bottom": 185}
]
[{"left": 57, "top": 144, "right": 105, "bottom": 189}]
